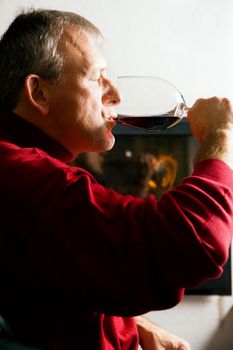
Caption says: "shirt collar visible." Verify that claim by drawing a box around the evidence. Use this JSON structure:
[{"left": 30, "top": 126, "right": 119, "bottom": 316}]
[{"left": 0, "top": 110, "right": 74, "bottom": 163}]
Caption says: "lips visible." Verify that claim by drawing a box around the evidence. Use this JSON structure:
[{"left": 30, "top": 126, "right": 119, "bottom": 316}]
[
  {"left": 109, "top": 114, "right": 117, "bottom": 121},
  {"left": 106, "top": 113, "right": 117, "bottom": 120},
  {"left": 102, "top": 111, "right": 117, "bottom": 127},
  {"left": 107, "top": 116, "right": 117, "bottom": 128}
]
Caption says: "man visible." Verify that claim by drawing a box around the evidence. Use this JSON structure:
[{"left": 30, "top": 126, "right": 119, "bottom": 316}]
[{"left": 0, "top": 8, "right": 232, "bottom": 350}]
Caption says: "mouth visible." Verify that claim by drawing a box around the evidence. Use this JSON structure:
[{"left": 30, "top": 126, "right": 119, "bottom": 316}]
[
  {"left": 108, "top": 118, "right": 117, "bottom": 129},
  {"left": 103, "top": 113, "right": 118, "bottom": 127}
]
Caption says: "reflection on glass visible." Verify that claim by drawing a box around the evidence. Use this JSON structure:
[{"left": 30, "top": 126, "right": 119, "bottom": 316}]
[
  {"left": 107, "top": 152, "right": 177, "bottom": 198},
  {"left": 72, "top": 136, "right": 184, "bottom": 199}
]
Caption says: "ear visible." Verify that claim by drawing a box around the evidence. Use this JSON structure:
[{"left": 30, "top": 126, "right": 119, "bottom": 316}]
[{"left": 24, "top": 74, "right": 50, "bottom": 115}]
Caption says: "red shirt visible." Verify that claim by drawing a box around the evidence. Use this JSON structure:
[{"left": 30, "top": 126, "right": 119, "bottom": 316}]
[{"left": 0, "top": 111, "right": 233, "bottom": 349}]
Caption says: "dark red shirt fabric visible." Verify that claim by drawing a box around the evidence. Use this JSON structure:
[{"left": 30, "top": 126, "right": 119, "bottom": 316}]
[{"left": 0, "top": 110, "right": 233, "bottom": 349}]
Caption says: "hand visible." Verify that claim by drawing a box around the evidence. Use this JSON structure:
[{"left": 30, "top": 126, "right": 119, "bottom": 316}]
[
  {"left": 188, "top": 96, "right": 233, "bottom": 141},
  {"left": 135, "top": 316, "right": 191, "bottom": 350},
  {"left": 187, "top": 97, "right": 233, "bottom": 169}
]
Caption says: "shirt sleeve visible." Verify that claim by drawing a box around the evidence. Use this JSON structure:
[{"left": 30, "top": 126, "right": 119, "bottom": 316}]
[{"left": 65, "top": 159, "right": 232, "bottom": 315}]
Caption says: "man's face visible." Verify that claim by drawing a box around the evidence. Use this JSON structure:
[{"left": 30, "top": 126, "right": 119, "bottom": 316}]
[{"left": 47, "top": 28, "right": 121, "bottom": 155}]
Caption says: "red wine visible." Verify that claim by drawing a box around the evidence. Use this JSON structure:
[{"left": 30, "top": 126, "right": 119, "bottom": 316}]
[{"left": 115, "top": 114, "right": 181, "bottom": 131}]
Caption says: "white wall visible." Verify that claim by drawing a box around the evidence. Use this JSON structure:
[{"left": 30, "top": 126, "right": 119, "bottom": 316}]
[
  {"left": 0, "top": 1, "right": 233, "bottom": 349},
  {"left": 1, "top": 0, "right": 233, "bottom": 107}
]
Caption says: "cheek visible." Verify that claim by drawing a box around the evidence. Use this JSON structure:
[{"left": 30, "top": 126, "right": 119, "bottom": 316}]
[
  {"left": 80, "top": 90, "right": 102, "bottom": 120},
  {"left": 51, "top": 82, "right": 103, "bottom": 128},
  {"left": 50, "top": 87, "right": 77, "bottom": 114}
]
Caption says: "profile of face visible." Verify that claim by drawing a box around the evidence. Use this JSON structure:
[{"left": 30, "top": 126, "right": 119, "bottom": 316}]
[{"left": 46, "top": 28, "right": 122, "bottom": 155}]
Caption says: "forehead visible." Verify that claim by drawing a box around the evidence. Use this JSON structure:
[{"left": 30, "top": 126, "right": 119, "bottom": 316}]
[{"left": 61, "top": 27, "right": 107, "bottom": 72}]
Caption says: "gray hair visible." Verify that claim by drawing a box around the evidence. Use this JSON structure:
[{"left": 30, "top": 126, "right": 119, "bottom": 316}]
[{"left": 0, "top": 8, "right": 103, "bottom": 111}]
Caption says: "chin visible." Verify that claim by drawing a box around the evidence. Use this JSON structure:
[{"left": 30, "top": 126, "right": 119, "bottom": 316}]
[{"left": 105, "top": 134, "right": 115, "bottom": 151}]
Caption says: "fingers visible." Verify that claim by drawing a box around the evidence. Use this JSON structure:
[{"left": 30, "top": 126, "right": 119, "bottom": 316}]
[
  {"left": 187, "top": 96, "right": 233, "bottom": 141},
  {"left": 189, "top": 96, "right": 232, "bottom": 114},
  {"left": 222, "top": 97, "right": 233, "bottom": 116},
  {"left": 178, "top": 341, "right": 191, "bottom": 350}
]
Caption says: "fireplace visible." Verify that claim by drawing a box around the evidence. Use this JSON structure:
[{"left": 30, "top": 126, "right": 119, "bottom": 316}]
[{"left": 74, "top": 118, "right": 231, "bottom": 295}]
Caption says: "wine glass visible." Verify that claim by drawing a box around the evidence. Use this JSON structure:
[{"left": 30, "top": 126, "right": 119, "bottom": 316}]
[{"left": 115, "top": 75, "right": 188, "bottom": 132}]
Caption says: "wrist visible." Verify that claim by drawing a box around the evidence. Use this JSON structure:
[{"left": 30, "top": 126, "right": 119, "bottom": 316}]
[{"left": 194, "top": 129, "right": 233, "bottom": 169}]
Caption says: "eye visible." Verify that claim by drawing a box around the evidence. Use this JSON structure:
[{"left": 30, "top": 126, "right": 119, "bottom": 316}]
[
  {"left": 90, "top": 75, "right": 101, "bottom": 82},
  {"left": 90, "top": 69, "right": 107, "bottom": 83}
]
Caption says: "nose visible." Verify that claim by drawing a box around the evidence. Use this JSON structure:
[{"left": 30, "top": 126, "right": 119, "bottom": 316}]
[{"left": 102, "top": 78, "right": 122, "bottom": 106}]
